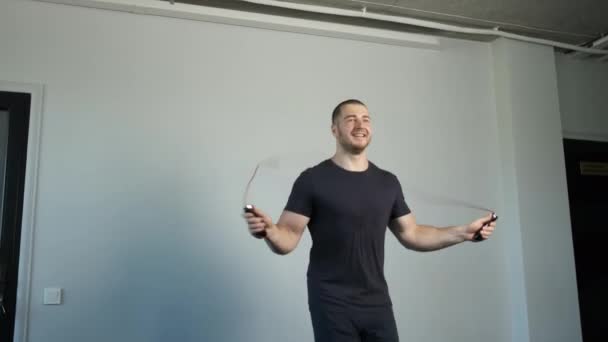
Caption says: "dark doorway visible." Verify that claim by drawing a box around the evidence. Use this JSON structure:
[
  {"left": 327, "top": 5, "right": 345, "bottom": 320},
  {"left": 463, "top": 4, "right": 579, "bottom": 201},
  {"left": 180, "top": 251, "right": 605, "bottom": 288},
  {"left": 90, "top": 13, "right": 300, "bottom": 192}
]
[
  {"left": 0, "top": 91, "right": 31, "bottom": 342},
  {"left": 563, "top": 138, "right": 608, "bottom": 342}
]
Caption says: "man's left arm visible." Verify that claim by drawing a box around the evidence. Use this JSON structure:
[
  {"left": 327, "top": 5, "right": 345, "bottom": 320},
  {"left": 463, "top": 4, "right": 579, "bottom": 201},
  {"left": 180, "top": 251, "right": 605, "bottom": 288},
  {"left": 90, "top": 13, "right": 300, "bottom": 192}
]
[{"left": 388, "top": 212, "right": 496, "bottom": 252}]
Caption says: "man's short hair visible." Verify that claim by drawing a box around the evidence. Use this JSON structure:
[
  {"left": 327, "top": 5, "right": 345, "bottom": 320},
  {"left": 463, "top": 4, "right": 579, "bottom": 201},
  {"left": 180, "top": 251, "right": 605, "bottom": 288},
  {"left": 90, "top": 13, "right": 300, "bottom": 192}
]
[{"left": 332, "top": 99, "right": 367, "bottom": 124}]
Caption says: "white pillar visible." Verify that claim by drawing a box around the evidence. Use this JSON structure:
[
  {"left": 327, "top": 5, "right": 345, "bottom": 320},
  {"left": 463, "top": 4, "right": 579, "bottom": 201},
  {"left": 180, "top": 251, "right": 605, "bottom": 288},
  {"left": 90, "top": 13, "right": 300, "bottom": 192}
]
[{"left": 492, "top": 38, "right": 582, "bottom": 342}]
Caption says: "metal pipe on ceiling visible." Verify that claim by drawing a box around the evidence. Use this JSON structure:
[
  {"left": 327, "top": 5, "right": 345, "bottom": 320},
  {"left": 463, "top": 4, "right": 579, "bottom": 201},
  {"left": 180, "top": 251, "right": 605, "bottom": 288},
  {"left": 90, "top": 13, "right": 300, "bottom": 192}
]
[{"left": 241, "top": 0, "right": 608, "bottom": 56}]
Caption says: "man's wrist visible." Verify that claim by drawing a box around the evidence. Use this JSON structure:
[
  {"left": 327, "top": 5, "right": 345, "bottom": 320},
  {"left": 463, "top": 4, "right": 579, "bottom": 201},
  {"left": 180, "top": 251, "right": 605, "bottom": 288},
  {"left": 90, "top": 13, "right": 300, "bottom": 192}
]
[
  {"left": 456, "top": 225, "right": 469, "bottom": 242},
  {"left": 264, "top": 223, "right": 279, "bottom": 241}
]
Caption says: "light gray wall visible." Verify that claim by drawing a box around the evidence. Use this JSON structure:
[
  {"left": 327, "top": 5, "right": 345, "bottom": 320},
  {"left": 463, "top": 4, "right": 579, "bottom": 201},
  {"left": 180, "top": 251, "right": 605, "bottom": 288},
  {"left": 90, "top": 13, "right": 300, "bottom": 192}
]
[
  {"left": 493, "top": 38, "right": 581, "bottom": 342},
  {"left": 555, "top": 55, "right": 608, "bottom": 141},
  {"left": 0, "top": 1, "right": 584, "bottom": 342}
]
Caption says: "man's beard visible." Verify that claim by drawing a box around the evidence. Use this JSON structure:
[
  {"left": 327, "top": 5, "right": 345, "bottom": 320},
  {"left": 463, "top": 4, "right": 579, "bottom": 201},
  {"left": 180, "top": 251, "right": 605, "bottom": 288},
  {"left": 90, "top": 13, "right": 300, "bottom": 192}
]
[{"left": 338, "top": 131, "right": 370, "bottom": 154}]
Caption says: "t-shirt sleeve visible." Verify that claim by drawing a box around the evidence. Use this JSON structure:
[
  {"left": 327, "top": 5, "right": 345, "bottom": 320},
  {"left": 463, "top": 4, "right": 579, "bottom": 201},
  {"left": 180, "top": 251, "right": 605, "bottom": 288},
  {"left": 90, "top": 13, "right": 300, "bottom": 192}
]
[
  {"left": 284, "top": 169, "right": 313, "bottom": 218},
  {"left": 391, "top": 175, "right": 411, "bottom": 220}
]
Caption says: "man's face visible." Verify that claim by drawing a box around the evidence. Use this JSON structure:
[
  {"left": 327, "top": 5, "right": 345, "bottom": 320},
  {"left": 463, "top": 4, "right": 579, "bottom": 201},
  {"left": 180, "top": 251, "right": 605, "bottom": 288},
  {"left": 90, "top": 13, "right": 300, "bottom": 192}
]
[{"left": 332, "top": 103, "right": 372, "bottom": 154}]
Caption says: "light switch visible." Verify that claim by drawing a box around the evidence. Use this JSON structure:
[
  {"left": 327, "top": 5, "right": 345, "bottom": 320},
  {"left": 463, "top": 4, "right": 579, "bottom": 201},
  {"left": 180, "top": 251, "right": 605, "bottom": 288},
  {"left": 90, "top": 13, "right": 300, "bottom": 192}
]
[{"left": 43, "top": 288, "right": 62, "bottom": 305}]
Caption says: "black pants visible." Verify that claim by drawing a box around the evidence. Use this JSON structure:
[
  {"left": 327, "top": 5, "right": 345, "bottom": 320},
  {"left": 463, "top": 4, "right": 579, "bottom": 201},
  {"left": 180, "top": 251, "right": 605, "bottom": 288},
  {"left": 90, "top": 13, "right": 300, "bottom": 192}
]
[{"left": 310, "top": 306, "right": 399, "bottom": 342}]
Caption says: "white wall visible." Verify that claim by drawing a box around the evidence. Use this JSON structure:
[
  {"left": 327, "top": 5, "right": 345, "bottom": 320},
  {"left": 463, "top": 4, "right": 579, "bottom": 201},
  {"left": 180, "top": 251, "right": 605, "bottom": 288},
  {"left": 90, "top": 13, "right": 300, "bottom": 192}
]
[
  {"left": 493, "top": 38, "right": 581, "bottom": 342},
  {"left": 0, "top": 1, "right": 581, "bottom": 342},
  {"left": 556, "top": 55, "right": 608, "bottom": 141}
]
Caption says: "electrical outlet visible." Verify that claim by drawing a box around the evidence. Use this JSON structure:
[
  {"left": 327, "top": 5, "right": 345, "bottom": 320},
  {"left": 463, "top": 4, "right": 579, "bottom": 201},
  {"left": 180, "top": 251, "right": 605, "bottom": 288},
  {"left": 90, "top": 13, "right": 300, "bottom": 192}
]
[{"left": 43, "top": 288, "right": 62, "bottom": 305}]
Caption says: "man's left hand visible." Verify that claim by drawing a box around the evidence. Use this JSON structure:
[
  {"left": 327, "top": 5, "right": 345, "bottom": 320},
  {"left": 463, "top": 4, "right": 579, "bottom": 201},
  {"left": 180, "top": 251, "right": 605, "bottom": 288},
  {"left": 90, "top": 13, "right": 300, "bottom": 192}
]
[{"left": 466, "top": 213, "right": 497, "bottom": 242}]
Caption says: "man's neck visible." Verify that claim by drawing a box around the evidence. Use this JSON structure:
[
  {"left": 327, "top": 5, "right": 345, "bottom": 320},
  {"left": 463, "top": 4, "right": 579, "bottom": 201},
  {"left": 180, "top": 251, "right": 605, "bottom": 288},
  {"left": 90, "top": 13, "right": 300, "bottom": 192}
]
[{"left": 331, "top": 151, "right": 369, "bottom": 172}]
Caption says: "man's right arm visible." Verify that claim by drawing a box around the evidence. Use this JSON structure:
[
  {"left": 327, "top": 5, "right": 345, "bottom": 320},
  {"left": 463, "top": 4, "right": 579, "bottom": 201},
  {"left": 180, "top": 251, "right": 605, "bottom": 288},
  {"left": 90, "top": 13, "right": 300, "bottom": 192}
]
[{"left": 244, "top": 207, "right": 309, "bottom": 255}]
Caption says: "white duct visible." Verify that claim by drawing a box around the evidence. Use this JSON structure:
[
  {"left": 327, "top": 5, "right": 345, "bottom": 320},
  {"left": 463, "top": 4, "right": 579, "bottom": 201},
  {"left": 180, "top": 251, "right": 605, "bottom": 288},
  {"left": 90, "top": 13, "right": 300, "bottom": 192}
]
[{"left": 34, "top": 0, "right": 440, "bottom": 49}]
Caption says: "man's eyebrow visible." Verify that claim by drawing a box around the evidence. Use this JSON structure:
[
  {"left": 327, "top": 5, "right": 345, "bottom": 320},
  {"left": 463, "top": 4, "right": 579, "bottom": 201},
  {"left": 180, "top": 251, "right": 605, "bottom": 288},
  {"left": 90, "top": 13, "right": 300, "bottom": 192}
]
[{"left": 343, "top": 114, "right": 371, "bottom": 118}]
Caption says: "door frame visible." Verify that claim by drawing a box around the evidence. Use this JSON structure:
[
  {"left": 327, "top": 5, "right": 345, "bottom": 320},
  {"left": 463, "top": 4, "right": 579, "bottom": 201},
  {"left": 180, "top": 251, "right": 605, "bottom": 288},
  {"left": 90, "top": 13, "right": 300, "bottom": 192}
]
[{"left": 0, "top": 81, "right": 43, "bottom": 342}]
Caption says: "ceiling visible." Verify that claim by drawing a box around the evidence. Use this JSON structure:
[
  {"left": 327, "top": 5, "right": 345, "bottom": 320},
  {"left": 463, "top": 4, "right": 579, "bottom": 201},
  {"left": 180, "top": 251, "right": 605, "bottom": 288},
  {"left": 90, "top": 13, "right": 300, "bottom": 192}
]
[
  {"left": 279, "top": 0, "right": 607, "bottom": 44},
  {"left": 179, "top": 0, "right": 608, "bottom": 54}
]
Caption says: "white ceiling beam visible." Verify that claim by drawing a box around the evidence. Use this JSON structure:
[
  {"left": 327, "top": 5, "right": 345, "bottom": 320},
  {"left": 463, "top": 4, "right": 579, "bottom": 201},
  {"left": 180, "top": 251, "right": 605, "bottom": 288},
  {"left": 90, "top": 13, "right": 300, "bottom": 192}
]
[{"left": 33, "top": 0, "right": 441, "bottom": 50}]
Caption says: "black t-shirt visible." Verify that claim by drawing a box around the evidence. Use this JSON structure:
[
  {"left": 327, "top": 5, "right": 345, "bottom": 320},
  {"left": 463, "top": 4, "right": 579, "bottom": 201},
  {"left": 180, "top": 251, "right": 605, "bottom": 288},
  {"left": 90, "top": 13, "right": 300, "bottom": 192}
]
[{"left": 285, "top": 159, "right": 410, "bottom": 311}]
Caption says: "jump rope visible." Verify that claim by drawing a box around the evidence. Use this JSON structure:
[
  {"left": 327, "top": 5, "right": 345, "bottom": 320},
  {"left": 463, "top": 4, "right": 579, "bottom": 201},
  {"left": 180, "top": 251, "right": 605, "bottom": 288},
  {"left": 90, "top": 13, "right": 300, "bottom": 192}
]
[{"left": 243, "top": 155, "right": 498, "bottom": 241}]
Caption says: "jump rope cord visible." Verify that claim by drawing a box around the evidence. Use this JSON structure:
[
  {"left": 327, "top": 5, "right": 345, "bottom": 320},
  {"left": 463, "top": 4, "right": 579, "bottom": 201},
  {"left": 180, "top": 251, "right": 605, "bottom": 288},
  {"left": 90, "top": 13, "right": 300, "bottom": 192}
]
[
  {"left": 243, "top": 164, "right": 260, "bottom": 208},
  {"left": 243, "top": 157, "right": 494, "bottom": 214}
]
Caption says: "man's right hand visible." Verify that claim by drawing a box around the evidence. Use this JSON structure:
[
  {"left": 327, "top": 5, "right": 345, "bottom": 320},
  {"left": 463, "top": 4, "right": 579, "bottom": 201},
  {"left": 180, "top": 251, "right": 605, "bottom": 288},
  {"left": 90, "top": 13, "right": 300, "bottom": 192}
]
[{"left": 243, "top": 206, "right": 275, "bottom": 239}]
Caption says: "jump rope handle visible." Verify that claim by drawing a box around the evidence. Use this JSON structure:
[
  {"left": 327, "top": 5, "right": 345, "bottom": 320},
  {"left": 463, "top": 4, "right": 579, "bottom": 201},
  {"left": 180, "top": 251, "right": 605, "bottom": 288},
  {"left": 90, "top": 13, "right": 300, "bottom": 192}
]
[
  {"left": 244, "top": 204, "right": 267, "bottom": 239},
  {"left": 473, "top": 212, "right": 498, "bottom": 242}
]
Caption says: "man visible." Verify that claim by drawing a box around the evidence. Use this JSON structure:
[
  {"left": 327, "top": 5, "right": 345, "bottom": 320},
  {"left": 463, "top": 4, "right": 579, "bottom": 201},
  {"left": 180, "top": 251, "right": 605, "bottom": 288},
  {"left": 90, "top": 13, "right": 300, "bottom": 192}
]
[{"left": 243, "top": 99, "right": 496, "bottom": 342}]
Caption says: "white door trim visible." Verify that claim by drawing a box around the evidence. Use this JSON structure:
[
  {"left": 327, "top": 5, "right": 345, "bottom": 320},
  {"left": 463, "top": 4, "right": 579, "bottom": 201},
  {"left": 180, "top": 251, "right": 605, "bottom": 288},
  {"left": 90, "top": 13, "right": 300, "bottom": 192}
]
[{"left": 0, "top": 81, "right": 44, "bottom": 342}]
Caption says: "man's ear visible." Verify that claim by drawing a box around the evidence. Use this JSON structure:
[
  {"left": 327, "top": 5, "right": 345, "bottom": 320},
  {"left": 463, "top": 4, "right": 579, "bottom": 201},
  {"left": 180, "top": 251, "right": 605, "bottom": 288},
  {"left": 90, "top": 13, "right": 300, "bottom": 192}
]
[{"left": 331, "top": 123, "right": 337, "bottom": 137}]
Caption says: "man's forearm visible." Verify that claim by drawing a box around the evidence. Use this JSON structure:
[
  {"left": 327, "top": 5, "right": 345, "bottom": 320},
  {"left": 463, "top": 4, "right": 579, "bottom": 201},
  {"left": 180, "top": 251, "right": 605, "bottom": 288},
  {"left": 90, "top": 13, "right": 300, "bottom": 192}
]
[
  {"left": 405, "top": 224, "right": 467, "bottom": 252},
  {"left": 263, "top": 224, "right": 300, "bottom": 255}
]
